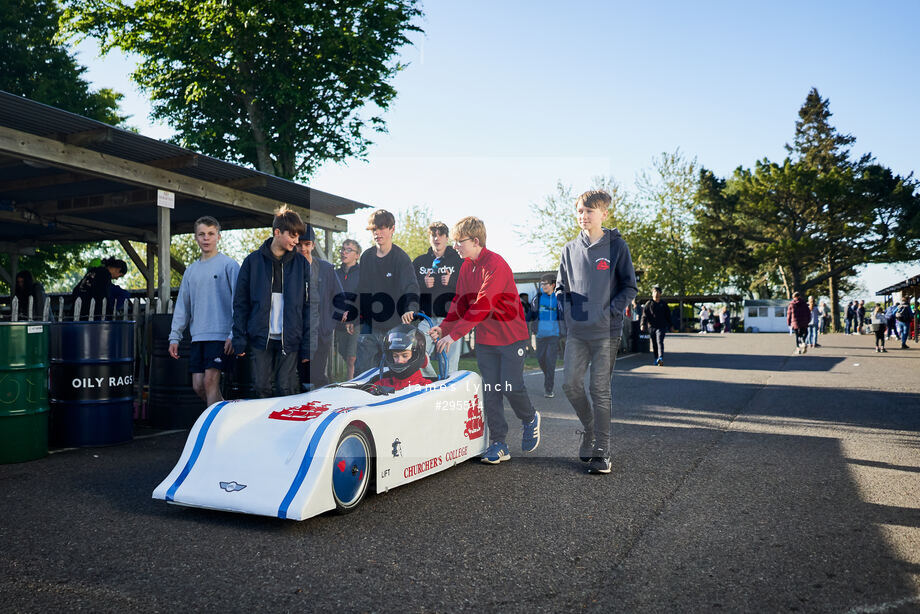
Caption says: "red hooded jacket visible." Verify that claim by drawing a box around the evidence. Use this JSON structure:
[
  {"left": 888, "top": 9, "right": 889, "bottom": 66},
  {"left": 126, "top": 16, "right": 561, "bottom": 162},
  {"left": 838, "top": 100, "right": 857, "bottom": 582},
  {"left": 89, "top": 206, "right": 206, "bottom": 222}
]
[{"left": 787, "top": 297, "right": 811, "bottom": 330}]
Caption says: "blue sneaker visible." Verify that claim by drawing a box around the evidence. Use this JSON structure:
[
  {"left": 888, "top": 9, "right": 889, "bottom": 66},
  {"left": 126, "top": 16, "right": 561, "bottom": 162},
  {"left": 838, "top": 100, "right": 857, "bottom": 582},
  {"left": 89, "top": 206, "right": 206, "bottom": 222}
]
[
  {"left": 522, "top": 411, "right": 541, "bottom": 453},
  {"left": 655, "top": 357, "right": 663, "bottom": 366},
  {"left": 481, "top": 441, "right": 511, "bottom": 464}
]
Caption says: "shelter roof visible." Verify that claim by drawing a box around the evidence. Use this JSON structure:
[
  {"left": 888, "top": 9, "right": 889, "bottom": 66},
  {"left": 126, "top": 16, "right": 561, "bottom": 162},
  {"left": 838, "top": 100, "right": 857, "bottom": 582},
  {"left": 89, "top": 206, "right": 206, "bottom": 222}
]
[
  {"left": 0, "top": 91, "right": 369, "bottom": 249},
  {"left": 875, "top": 272, "right": 920, "bottom": 296}
]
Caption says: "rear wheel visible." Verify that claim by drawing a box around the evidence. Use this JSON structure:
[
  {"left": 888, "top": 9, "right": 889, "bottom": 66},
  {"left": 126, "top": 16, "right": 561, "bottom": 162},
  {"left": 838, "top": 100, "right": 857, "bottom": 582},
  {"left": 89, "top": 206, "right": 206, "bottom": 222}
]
[{"left": 331, "top": 425, "right": 372, "bottom": 513}]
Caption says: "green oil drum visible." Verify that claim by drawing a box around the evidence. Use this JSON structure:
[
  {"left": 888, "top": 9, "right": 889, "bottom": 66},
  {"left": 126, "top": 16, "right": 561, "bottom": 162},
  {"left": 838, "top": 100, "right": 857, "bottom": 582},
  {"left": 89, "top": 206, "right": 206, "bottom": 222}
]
[{"left": 0, "top": 322, "right": 49, "bottom": 463}]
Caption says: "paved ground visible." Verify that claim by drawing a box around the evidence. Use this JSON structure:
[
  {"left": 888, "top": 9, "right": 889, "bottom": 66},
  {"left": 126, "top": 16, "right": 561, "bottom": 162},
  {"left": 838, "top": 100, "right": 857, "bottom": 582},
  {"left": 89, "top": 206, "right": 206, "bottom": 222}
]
[{"left": 1, "top": 332, "right": 919, "bottom": 613}]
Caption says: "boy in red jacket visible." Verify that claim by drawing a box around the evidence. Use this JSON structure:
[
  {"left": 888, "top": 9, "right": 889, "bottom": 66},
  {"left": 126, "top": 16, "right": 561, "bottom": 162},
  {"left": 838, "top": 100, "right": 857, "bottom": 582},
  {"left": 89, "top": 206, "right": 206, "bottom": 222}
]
[
  {"left": 787, "top": 291, "right": 812, "bottom": 355},
  {"left": 429, "top": 216, "right": 541, "bottom": 464}
]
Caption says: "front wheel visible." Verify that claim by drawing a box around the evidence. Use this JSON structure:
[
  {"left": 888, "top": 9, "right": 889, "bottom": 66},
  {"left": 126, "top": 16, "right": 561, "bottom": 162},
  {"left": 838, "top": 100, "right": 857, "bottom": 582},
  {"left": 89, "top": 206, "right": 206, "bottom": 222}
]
[{"left": 331, "top": 425, "right": 372, "bottom": 513}]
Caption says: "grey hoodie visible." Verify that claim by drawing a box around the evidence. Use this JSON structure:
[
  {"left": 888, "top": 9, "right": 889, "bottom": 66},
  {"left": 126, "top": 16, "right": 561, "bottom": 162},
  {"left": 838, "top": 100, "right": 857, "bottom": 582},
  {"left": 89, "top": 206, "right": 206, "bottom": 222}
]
[{"left": 556, "top": 228, "right": 638, "bottom": 341}]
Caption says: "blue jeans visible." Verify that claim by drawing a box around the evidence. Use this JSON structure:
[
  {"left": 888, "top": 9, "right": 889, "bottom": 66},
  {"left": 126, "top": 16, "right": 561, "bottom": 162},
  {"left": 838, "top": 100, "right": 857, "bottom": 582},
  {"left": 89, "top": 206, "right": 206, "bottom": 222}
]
[
  {"left": 355, "top": 330, "right": 388, "bottom": 376},
  {"left": 806, "top": 324, "right": 818, "bottom": 346},
  {"left": 476, "top": 341, "right": 536, "bottom": 444},
  {"left": 845, "top": 318, "right": 853, "bottom": 334},
  {"left": 896, "top": 321, "right": 910, "bottom": 344},
  {"left": 650, "top": 327, "right": 666, "bottom": 359},
  {"left": 562, "top": 336, "right": 619, "bottom": 452},
  {"left": 535, "top": 335, "right": 560, "bottom": 393}
]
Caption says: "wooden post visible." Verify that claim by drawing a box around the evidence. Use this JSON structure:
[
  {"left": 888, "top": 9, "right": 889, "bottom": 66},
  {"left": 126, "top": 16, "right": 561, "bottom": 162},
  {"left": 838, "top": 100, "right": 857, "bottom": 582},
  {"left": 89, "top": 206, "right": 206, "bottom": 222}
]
[{"left": 157, "top": 205, "right": 170, "bottom": 314}]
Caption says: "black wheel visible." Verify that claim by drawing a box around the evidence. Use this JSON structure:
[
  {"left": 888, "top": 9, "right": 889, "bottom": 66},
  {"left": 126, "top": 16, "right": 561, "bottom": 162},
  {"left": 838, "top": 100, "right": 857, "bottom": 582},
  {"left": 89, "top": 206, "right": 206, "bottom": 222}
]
[{"left": 331, "top": 425, "right": 373, "bottom": 513}]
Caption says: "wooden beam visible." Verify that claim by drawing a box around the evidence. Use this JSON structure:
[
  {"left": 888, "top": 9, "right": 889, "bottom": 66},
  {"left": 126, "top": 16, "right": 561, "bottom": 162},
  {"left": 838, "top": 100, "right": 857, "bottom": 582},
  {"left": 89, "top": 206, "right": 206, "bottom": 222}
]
[
  {"left": 119, "top": 239, "right": 150, "bottom": 280},
  {"left": 169, "top": 249, "right": 187, "bottom": 274},
  {"left": 0, "top": 125, "right": 347, "bottom": 232},
  {"left": 0, "top": 170, "right": 97, "bottom": 192},
  {"left": 54, "top": 214, "right": 155, "bottom": 242},
  {"left": 50, "top": 128, "right": 115, "bottom": 147},
  {"left": 147, "top": 154, "right": 199, "bottom": 170},
  {"left": 218, "top": 176, "right": 268, "bottom": 190},
  {"left": 0, "top": 241, "right": 36, "bottom": 254}
]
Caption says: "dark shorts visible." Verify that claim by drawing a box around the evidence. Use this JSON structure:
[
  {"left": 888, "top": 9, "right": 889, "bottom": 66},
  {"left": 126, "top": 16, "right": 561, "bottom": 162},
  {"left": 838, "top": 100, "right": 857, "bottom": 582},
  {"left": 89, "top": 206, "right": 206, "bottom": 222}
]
[
  {"left": 335, "top": 325, "right": 359, "bottom": 359},
  {"left": 188, "top": 341, "right": 234, "bottom": 374}
]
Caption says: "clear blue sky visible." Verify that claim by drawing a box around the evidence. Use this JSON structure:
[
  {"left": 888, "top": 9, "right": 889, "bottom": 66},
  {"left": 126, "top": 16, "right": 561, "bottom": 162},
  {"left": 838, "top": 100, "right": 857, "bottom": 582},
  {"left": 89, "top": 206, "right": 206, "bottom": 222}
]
[{"left": 76, "top": 0, "right": 920, "bottom": 297}]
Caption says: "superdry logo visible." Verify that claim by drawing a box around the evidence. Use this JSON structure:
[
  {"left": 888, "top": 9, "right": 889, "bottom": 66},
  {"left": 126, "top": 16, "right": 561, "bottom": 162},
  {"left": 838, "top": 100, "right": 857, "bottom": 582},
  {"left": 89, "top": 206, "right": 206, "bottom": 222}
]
[
  {"left": 219, "top": 481, "right": 247, "bottom": 492},
  {"left": 596, "top": 258, "right": 611, "bottom": 271},
  {"left": 269, "top": 401, "right": 331, "bottom": 421}
]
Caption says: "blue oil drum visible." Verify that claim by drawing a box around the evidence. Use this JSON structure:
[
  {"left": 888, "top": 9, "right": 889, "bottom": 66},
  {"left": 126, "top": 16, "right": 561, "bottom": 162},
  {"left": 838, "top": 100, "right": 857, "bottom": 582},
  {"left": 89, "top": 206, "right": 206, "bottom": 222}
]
[
  {"left": 0, "top": 322, "right": 49, "bottom": 463},
  {"left": 49, "top": 321, "right": 135, "bottom": 447}
]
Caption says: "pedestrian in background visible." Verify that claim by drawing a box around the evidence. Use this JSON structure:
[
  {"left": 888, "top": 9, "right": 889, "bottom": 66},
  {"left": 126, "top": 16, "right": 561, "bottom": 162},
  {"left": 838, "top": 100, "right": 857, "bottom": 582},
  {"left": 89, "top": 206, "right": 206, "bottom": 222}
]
[
  {"left": 806, "top": 296, "right": 821, "bottom": 348},
  {"left": 298, "top": 226, "right": 345, "bottom": 389},
  {"left": 13, "top": 270, "right": 46, "bottom": 320},
  {"left": 531, "top": 272, "right": 565, "bottom": 396},
  {"left": 71, "top": 256, "right": 128, "bottom": 318},
  {"left": 857, "top": 300, "right": 866, "bottom": 334},
  {"left": 895, "top": 298, "right": 913, "bottom": 349},
  {"left": 871, "top": 305, "right": 888, "bottom": 353},
  {"left": 641, "top": 286, "right": 671, "bottom": 366},
  {"left": 787, "top": 291, "right": 811, "bottom": 354},
  {"left": 334, "top": 239, "right": 361, "bottom": 380},
  {"left": 698, "top": 305, "right": 710, "bottom": 334},
  {"left": 845, "top": 301, "right": 855, "bottom": 335}
]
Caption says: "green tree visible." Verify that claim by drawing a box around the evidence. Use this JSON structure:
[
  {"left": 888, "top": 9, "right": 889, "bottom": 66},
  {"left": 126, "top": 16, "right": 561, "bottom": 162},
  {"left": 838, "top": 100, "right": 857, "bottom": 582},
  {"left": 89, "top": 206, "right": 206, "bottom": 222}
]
[
  {"left": 516, "top": 177, "right": 638, "bottom": 271},
  {"left": 0, "top": 0, "right": 125, "bottom": 123},
  {"left": 393, "top": 204, "right": 434, "bottom": 260},
  {"left": 635, "top": 149, "right": 716, "bottom": 300},
  {"left": 64, "top": 0, "right": 423, "bottom": 180}
]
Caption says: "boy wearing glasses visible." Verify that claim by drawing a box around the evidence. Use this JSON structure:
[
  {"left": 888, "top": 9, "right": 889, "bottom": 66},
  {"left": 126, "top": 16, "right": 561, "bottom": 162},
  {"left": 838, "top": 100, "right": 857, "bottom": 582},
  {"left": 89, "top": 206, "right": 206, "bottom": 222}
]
[
  {"left": 334, "top": 239, "right": 361, "bottom": 379},
  {"left": 557, "top": 190, "right": 637, "bottom": 474},
  {"left": 429, "top": 216, "right": 541, "bottom": 464},
  {"left": 413, "top": 221, "right": 463, "bottom": 375},
  {"left": 347, "top": 210, "right": 420, "bottom": 376}
]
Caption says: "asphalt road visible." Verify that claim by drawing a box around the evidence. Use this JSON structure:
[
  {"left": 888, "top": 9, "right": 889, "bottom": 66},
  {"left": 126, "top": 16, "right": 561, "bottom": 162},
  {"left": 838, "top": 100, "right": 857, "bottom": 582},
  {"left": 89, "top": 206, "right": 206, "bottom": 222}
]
[{"left": 1, "top": 332, "right": 919, "bottom": 613}]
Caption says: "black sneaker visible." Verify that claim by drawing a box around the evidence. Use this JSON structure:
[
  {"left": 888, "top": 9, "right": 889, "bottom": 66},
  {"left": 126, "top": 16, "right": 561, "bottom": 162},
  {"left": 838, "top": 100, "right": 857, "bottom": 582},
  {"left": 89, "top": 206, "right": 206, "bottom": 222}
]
[
  {"left": 587, "top": 448, "right": 611, "bottom": 474},
  {"left": 578, "top": 430, "right": 594, "bottom": 462}
]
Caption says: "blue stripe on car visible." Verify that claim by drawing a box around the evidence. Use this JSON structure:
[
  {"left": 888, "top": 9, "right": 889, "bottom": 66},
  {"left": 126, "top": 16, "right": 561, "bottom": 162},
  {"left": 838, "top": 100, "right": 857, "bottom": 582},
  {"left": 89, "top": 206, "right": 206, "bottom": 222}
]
[
  {"left": 276, "top": 370, "right": 473, "bottom": 518},
  {"left": 165, "top": 401, "right": 228, "bottom": 502}
]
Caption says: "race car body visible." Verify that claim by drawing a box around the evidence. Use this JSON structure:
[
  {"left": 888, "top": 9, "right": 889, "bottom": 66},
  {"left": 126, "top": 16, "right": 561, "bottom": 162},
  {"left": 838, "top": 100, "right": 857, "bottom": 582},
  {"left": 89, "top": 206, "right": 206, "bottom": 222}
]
[{"left": 152, "top": 368, "right": 487, "bottom": 520}]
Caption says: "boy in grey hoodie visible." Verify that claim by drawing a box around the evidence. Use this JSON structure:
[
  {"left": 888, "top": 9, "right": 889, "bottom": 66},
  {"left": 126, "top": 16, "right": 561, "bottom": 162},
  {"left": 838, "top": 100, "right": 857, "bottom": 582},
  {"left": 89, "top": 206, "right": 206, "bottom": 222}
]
[{"left": 556, "top": 190, "right": 637, "bottom": 474}]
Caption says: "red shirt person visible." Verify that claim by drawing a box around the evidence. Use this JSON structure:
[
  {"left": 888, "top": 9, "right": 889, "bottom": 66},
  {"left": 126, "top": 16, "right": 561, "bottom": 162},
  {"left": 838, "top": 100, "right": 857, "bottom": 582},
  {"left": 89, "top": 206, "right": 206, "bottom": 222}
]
[{"left": 429, "top": 216, "right": 540, "bottom": 465}]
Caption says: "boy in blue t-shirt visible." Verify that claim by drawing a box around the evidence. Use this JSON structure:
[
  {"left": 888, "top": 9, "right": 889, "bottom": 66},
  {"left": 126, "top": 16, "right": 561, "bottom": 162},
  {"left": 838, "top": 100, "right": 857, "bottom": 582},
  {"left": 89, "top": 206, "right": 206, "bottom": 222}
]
[{"left": 530, "top": 273, "right": 565, "bottom": 397}]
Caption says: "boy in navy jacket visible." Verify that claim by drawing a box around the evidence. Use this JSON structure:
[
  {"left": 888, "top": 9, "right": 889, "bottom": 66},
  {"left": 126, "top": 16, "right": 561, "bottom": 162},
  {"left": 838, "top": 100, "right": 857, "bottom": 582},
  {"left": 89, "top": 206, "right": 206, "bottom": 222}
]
[{"left": 232, "top": 207, "right": 311, "bottom": 398}]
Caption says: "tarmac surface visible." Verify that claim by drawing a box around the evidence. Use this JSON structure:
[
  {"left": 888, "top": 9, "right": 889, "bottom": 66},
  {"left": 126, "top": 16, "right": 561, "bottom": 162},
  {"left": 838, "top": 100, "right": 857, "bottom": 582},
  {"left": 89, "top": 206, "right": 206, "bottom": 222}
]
[{"left": 1, "top": 332, "right": 919, "bottom": 613}]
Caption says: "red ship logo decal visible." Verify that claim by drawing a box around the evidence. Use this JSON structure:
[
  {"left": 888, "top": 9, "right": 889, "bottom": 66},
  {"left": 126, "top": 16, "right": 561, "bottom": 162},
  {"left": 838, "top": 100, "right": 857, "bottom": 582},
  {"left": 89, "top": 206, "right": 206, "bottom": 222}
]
[
  {"left": 269, "top": 401, "right": 331, "bottom": 421},
  {"left": 464, "top": 394, "right": 484, "bottom": 440}
]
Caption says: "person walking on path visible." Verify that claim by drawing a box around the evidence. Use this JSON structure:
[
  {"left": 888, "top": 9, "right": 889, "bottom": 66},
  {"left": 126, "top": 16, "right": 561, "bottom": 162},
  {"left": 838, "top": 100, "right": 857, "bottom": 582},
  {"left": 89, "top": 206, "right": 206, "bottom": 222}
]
[
  {"left": 413, "top": 221, "right": 463, "bottom": 376},
  {"left": 531, "top": 273, "right": 565, "bottom": 396},
  {"left": 348, "top": 209, "right": 420, "bottom": 376},
  {"left": 871, "top": 305, "right": 888, "bottom": 353},
  {"left": 857, "top": 300, "right": 867, "bottom": 334},
  {"left": 556, "top": 190, "right": 638, "bottom": 475},
  {"left": 232, "top": 207, "right": 311, "bottom": 398},
  {"left": 787, "top": 292, "right": 811, "bottom": 354},
  {"left": 895, "top": 298, "right": 913, "bottom": 349},
  {"left": 719, "top": 305, "right": 730, "bottom": 334},
  {"left": 641, "top": 285, "right": 671, "bottom": 366},
  {"left": 429, "top": 216, "right": 542, "bottom": 465},
  {"left": 820, "top": 301, "right": 830, "bottom": 334},
  {"left": 168, "top": 216, "right": 239, "bottom": 407},
  {"left": 334, "top": 239, "right": 361, "bottom": 380},
  {"left": 806, "top": 296, "right": 821, "bottom": 348}
]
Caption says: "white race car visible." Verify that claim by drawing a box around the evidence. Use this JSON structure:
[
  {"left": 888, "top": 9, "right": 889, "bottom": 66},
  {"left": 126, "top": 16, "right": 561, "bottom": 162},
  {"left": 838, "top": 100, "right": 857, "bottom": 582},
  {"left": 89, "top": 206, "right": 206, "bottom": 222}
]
[{"left": 152, "top": 365, "right": 487, "bottom": 521}]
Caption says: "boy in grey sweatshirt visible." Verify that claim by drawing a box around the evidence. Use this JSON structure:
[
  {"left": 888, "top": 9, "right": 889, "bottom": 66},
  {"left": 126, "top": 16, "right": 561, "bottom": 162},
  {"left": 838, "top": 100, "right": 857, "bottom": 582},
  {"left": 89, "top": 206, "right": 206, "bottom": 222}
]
[
  {"left": 168, "top": 216, "right": 240, "bottom": 406},
  {"left": 556, "top": 190, "right": 637, "bottom": 474}
]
